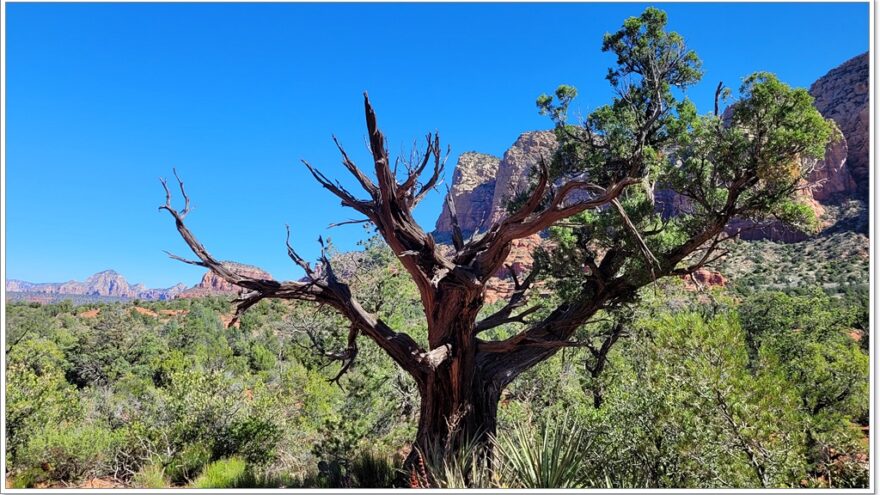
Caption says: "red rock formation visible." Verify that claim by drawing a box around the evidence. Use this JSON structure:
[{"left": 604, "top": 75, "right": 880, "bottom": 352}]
[
  {"left": 177, "top": 262, "right": 272, "bottom": 298},
  {"left": 725, "top": 183, "right": 829, "bottom": 243},
  {"left": 488, "top": 131, "right": 558, "bottom": 225},
  {"left": 681, "top": 268, "right": 727, "bottom": 290},
  {"left": 493, "top": 234, "right": 543, "bottom": 279},
  {"left": 485, "top": 234, "right": 544, "bottom": 304},
  {"left": 809, "top": 52, "right": 869, "bottom": 202},
  {"left": 806, "top": 130, "right": 853, "bottom": 203},
  {"left": 435, "top": 132, "right": 558, "bottom": 239},
  {"left": 435, "top": 152, "right": 501, "bottom": 234}
]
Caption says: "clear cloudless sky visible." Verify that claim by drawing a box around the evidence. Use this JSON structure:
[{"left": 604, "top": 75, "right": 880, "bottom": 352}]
[{"left": 5, "top": 2, "right": 869, "bottom": 288}]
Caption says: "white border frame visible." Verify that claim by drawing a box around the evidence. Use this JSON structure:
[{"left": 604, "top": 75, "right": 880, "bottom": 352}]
[{"left": 0, "top": 1, "right": 875, "bottom": 493}]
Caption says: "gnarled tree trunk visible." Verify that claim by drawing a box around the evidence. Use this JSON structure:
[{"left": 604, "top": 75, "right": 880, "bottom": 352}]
[
  {"left": 412, "top": 364, "right": 501, "bottom": 459},
  {"left": 159, "top": 90, "right": 751, "bottom": 486}
]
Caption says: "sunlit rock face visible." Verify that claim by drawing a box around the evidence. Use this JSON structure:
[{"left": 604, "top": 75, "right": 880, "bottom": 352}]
[
  {"left": 805, "top": 131, "right": 852, "bottom": 203},
  {"left": 488, "top": 131, "right": 558, "bottom": 225},
  {"left": 177, "top": 262, "right": 272, "bottom": 299},
  {"left": 435, "top": 152, "right": 501, "bottom": 235},
  {"left": 435, "top": 132, "right": 559, "bottom": 239},
  {"left": 808, "top": 52, "right": 868, "bottom": 203}
]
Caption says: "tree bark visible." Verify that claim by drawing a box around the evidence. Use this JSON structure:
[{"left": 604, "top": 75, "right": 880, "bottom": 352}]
[
  {"left": 405, "top": 359, "right": 502, "bottom": 478},
  {"left": 416, "top": 369, "right": 501, "bottom": 451}
]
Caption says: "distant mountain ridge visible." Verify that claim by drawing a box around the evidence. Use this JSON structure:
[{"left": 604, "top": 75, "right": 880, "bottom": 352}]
[
  {"left": 6, "top": 270, "right": 188, "bottom": 301},
  {"left": 6, "top": 262, "right": 274, "bottom": 304}
]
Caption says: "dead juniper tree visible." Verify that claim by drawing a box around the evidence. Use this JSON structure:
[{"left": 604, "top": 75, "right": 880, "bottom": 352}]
[{"left": 160, "top": 7, "right": 831, "bottom": 474}]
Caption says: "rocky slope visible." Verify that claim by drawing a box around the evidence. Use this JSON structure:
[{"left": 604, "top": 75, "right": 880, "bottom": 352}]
[{"left": 6, "top": 270, "right": 187, "bottom": 300}]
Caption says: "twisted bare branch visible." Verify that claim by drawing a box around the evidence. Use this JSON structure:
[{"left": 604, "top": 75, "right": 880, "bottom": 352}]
[
  {"left": 159, "top": 172, "right": 437, "bottom": 383},
  {"left": 332, "top": 134, "right": 378, "bottom": 196},
  {"left": 475, "top": 264, "right": 541, "bottom": 333}
]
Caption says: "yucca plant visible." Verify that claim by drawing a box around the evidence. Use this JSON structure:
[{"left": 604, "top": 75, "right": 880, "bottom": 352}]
[
  {"left": 431, "top": 446, "right": 499, "bottom": 489},
  {"left": 494, "top": 416, "right": 592, "bottom": 488}
]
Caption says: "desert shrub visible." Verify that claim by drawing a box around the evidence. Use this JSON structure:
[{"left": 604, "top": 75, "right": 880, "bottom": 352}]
[
  {"left": 132, "top": 462, "right": 168, "bottom": 488},
  {"left": 6, "top": 339, "right": 81, "bottom": 460},
  {"left": 348, "top": 450, "right": 398, "bottom": 488},
  {"left": 17, "top": 424, "right": 120, "bottom": 482},
  {"left": 410, "top": 436, "right": 497, "bottom": 489},
  {"left": 248, "top": 343, "right": 277, "bottom": 371},
  {"left": 165, "top": 443, "right": 212, "bottom": 484},
  {"left": 499, "top": 311, "right": 814, "bottom": 488},
  {"left": 2, "top": 234, "right": 867, "bottom": 490},
  {"left": 218, "top": 415, "right": 282, "bottom": 465},
  {"left": 8, "top": 467, "right": 47, "bottom": 489},
  {"left": 190, "top": 457, "right": 247, "bottom": 488}
]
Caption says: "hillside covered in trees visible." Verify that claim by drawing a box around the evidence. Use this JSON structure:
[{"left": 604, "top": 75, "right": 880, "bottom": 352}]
[{"left": 5, "top": 234, "right": 869, "bottom": 488}]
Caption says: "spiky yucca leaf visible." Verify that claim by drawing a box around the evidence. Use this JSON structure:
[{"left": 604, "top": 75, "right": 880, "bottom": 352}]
[
  {"left": 413, "top": 434, "right": 499, "bottom": 488},
  {"left": 494, "top": 417, "right": 592, "bottom": 488}
]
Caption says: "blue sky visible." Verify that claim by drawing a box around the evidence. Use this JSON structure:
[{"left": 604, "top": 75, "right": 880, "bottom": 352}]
[{"left": 5, "top": 2, "right": 869, "bottom": 288}]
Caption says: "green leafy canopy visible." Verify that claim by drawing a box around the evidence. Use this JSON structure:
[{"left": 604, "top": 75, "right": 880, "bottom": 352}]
[{"left": 533, "top": 7, "right": 833, "bottom": 291}]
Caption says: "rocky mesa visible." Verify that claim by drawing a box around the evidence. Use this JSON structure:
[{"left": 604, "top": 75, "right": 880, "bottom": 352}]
[
  {"left": 177, "top": 262, "right": 273, "bottom": 299},
  {"left": 809, "top": 53, "right": 869, "bottom": 203}
]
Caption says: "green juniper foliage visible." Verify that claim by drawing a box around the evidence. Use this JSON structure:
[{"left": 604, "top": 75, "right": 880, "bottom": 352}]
[{"left": 532, "top": 7, "right": 833, "bottom": 303}]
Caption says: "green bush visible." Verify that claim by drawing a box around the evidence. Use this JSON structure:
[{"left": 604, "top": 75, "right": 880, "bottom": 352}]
[
  {"left": 166, "top": 443, "right": 211, "bottom": 484},
  {"left": 248, "top": 343, "right": 277, "bottom": 371},
  {"left": 17, "top": 424, "right": 119, "bottom": 482},
  {"left": 8, "top": 467, "right": 46, "bottom": 489},
  {"left": 349, "top": 450, "right": 397, "bottom": 488},
  {"left": 132, "top": 462, "right": 168, "bottom": 488},
  {"left": 222, "top": 416, "right": 282, "bottom": 465},
  {"left": 6, "top": 339, "right": 81, "bottom": 459},
  {"left": 190, "top": 457, "right": 247, "bottom": 488}
]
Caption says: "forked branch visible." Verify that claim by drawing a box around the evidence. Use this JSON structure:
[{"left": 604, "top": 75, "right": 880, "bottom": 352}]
[
  {"left": 296, "top": 94, "right": 455, "bottom": 315},
  {"left": 332, "top": 134, "right": 378, "bottom": 197},
  {"left": 460, "top": 175, "right": 641, "bottom": 281},
  {"left": 475, "top": 264, "right": 541, "bottom": 333}
]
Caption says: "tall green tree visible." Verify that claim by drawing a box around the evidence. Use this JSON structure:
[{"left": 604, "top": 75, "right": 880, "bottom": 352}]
[{"left": 159, "top": 7, "right": 833, "bottom": 474}]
